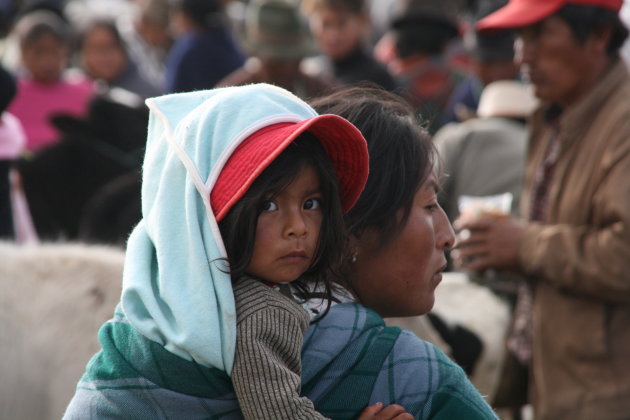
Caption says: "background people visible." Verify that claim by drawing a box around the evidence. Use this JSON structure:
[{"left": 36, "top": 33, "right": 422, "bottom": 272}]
[
  {"left": 8, "top": 9, "right": 94, "bottom": 152},
  {"left": 301, "top": 0, "right": 398, "bottom": 90},
  {"left": 217, "top": 0, "right": 336, "bottom": 101},
  {"left": 382, "top": 0, "right": 471, "bottom": 134},
  {"left": 434, "top": 80, "right": 537, "bottom": 225},
  {"left": 0, "top": 64, "right": 25, "bottom": 239},
  {"left": 165, "top": 0, "right": 245, "bottom": 93},
  {"left": 78, "top": 18, "right": 162, "bottom": 98},
  {"left": 455, "top": 1, "right": 630, "bottom": 418},
  {"left": 117, "top": 0, "right": 172, "bottom": 94},
  {"left": 449, "top": 0, "right": 521, "bottom": 121}
]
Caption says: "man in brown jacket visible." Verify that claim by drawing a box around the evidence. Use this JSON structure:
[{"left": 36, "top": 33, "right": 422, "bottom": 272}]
[{"left": 453, "top": 1, "right": 630, "bottom": 419}]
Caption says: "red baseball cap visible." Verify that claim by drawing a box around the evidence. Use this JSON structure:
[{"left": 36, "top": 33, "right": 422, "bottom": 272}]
[
  {"left": 476, "top": 0, "right": 623, "bottom": 31},
  {"left": 211, "top": 115, "right": 369, "bottom": 221}
]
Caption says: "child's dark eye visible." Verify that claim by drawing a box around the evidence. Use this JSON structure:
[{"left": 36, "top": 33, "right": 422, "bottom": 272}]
[
  {"left": 304, "top": 198, "right": 321, "bottom": 210},
  {"left": 261, "top": 200, "right": 278, "bottom": 212}
]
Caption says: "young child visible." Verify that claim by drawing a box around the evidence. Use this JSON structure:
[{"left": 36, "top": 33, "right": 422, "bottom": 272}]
[
  {"left": 78, "top": 19, "right": 162, "bottom": 99},
  {"left": 301, "top": 0, "right": 398, "bottom": 91},
  {"left": 8, "top": 10, "right": 94, "bottom": 152},
  {"left": 63, "top": 83, "right": 410, "bottom": 419}
]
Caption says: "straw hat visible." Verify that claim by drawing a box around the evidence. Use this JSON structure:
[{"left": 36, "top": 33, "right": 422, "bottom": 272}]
[{"left": 476, "top": 80, "right": 538, "bottom": 119}]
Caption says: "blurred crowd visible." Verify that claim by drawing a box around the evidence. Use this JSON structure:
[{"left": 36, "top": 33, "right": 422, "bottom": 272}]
[{"left": 0, "top": 0, "right": 539, "bottom": 247}]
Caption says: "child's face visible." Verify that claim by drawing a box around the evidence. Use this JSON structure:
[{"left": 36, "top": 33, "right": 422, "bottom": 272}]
[
  {"left": 81, "top": 26, "right": 127, "bottom": 82},
  {"left": 308, "top": 7, "right": 367, "bottom": 61},
  {"left": 246, "top": 164, "right": 323, "bottom": 284},
  {"left": 21, "top": 34, "right": 68, "bottom": 84}
]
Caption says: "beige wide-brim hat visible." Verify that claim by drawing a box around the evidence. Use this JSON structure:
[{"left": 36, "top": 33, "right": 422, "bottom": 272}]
[
  {"left": 477, "top": 80, "right": 539, "bottom": 119},
  {"left": 243, "top": 0, "right": 317, "bottom": 60}
]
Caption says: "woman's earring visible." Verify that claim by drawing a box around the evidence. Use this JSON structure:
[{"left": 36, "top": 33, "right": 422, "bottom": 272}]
[{"left": 350, "top": 251, "right": 358, "bottom": 263}]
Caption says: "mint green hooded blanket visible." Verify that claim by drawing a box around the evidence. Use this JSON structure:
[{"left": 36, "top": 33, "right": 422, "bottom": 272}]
[{"left": 121, "top": 84, "right": 330, "bottom": 374}]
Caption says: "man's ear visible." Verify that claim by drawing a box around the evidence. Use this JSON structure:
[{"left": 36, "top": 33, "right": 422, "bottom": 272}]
[{"left": 589, "top": 25, "right": 613, "bottom": 54}]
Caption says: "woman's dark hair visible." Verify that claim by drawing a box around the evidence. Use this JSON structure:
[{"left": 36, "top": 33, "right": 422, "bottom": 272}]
[
  {"left": 172, "top": 0, "right": 223, "bottom": 29},
  {"left": 218, "top": 131, "right": 346, "bottom": 311},
  {"left": 391, "top": 1, "right": 460, "bottom": 58},
  {"left": 310, "top": 84, "right": 436, "bottom": 248},
  {"left": 15, "top": 9, "right": 71, "bottom": 49},
  {"left": 556, "top": 4, "right": 628, "bottom": 55},
  {"left": 394, "top": 19, "right": 460, "bottom": 57},
  {"left": 79, "top": 20, "right": 127, "bottom": 53},
  {"left": 302, "top": 0, "right": 366, "bottom": 15}
]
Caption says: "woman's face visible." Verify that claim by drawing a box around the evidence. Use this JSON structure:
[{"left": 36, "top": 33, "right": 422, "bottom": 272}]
[
  {"left": 349, "top": 173, "right": 454, "bottom": 318},
  {"left": 81, "top": 26, "right": 127, "bottom": 82}
]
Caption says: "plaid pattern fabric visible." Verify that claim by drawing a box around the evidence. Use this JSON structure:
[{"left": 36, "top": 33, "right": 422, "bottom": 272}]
[
  {"left": 64, "top": 303, "right": 497, "bottom": 420},
  {"left": 302, "top": 303, "right": 498, "bottom": 420}
]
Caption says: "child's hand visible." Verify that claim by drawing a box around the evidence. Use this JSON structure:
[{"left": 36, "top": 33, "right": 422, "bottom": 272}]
[{"left": 357, "top": 402, "right": 414, "bottom": 420}]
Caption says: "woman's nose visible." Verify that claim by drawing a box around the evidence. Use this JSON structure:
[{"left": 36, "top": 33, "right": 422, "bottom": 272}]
[{"left": 437, "top": 207, "right": 456, "bottom": 250}]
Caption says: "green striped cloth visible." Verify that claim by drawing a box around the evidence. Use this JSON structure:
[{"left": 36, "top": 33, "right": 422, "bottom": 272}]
[{"left": 63, "top": 303, "right": 497, "bottom": 419}]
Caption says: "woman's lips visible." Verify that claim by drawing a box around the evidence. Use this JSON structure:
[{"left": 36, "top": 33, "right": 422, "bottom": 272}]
[
  {"left": 433, "top": 263, "right": 447, "bottom": 283},
  {"left": 281, "top": 251, "right": 308, "bottom": 261}
]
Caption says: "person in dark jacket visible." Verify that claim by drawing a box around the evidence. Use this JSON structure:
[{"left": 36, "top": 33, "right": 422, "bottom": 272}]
[
  {"left": 301, "top": 0, "right": 398, "bottom": 91},
  {"left": 164, "top": 0, "right": 245, "bottom": 93}
]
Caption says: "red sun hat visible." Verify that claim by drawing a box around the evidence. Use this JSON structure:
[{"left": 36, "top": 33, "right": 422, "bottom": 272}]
[
  {"left": 476, "top": 0, "right": 623, "bottom": 31},
  {"left": 211, "top": 115, "right": 369, "bottom": 222}
]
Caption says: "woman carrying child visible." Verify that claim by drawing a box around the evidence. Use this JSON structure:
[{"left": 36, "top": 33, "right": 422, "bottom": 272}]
[{"left": 63, "top": 83, "right": 410, "bottom": 419}]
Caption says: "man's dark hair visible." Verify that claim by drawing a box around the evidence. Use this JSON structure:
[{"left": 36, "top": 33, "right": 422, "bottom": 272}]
[
  {"left": 556, "top": 4, "right": 628, "bottom": 55},
  {"left": 172, "top": 0, "right": 222, "bottom": 29},
  {"left": 391, "top": 1, "right": 460, "bottom": 57},
  {"left": 302, "top": 0, "right": 366, "bottom": 15},
  {"left": 218, "top": 132, "right": 346, "bottom": 310}
]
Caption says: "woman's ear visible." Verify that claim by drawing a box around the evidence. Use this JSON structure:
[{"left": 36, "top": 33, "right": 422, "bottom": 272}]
[{"left": 348, "top": 233, "right": 360, "bottom": 263}]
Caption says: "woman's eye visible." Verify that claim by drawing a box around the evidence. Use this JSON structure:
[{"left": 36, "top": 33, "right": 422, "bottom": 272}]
[
  {"left": 304, "top": 198, "right": 321, "bottom": 210},
  {"left": 262, "top": 200, "right": 278, "bottom": 212},
  {"left": 426, "top": 203, "right": 439, "bottom": 212}
]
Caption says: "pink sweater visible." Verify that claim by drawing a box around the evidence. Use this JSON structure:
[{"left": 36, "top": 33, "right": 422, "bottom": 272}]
[
  {"left": 0, "top": 112, "right": 26, "bottom": 159},
  {"left": 8, "top": 75, "right": 94, "bottom": 152}
]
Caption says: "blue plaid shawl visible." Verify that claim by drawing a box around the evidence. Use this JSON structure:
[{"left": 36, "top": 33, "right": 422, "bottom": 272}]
[{"left": 63, "top": 303, "right": 497, "bottom": 419}]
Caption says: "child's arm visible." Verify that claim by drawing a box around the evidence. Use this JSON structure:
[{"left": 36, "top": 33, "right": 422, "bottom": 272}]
[{"left": 232, "top": 303, "right": 328, "bottom": 419}]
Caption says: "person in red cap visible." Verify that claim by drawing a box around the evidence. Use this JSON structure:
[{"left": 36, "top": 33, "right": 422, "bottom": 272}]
[{"left": 454, "top": 1, "right": 630, "bottom": 419}]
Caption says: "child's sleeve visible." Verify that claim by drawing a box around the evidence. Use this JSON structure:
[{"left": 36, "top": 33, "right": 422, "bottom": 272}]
[{"left": 232, "top": 299, "right": 329, "bottom": 420}]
